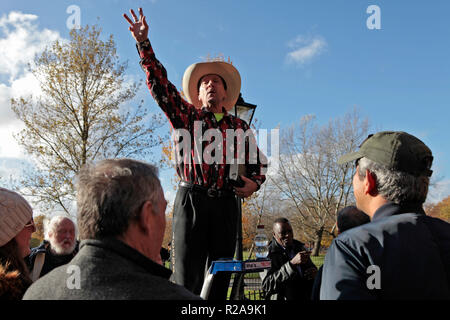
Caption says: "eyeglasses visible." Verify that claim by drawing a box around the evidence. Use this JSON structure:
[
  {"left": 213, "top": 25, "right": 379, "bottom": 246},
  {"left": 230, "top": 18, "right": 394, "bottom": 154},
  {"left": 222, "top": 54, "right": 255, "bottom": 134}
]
[{"left": 24, "top": 218, "right": 35, "bottom": 228}]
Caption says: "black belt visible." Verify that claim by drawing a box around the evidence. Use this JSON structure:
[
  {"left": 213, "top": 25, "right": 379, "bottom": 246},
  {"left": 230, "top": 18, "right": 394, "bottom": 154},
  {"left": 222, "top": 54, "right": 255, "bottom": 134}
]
[{"left": 179, "top": 181, "right": 236, "bottom": 198}]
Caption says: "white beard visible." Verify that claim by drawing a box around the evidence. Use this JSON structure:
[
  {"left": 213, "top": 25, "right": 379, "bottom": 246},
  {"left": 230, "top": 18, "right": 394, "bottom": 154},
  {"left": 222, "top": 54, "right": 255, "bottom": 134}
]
[{"left": 49, "top": 239, "right": 76, "bottom": 255}]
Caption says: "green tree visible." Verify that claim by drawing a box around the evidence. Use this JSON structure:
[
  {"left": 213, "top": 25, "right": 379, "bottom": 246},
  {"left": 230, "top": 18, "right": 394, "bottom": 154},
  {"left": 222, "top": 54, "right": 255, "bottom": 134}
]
[{"left": 11, "top": 25, "right": 164, "bottom": 214}]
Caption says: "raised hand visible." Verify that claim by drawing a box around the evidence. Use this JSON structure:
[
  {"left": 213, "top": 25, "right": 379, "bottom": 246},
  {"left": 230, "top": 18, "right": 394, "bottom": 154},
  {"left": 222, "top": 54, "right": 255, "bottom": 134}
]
[{"left": 123, "top": 7, "right": 149, "bottom": 43}]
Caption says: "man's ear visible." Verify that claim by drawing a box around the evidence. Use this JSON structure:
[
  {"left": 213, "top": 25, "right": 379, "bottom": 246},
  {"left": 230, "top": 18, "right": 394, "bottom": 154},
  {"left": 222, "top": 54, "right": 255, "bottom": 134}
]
[
  {"left": 365, "top": 170, "right": 378, "bottom": 196},
  {"left": 138, "top": 201, "right": 153, "bottom": 235}
]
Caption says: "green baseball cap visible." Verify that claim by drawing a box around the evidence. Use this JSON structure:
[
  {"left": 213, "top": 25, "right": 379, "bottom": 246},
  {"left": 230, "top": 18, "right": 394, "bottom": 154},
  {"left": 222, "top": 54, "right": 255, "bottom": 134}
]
[{"left": 338, "top": 131, "right": 433, "bottom": 177}]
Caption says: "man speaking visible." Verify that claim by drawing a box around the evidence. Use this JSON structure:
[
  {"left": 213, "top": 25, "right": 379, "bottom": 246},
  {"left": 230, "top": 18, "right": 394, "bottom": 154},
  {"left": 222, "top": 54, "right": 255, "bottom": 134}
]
[{"left": 124, "top": 8, "right": 266, "bottom": 300}]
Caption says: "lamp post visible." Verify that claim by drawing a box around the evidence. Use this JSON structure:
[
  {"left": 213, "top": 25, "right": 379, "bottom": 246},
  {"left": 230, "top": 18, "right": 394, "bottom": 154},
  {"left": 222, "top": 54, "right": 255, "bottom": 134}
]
[
  {"left": 230, "top": 93, "right": 257, "bottom": 262},
  {"left": 229, "top": 93, "right": 257, "bottom": 126},
  {"left": 229, "top": 93, "right": 257, "bottom": 300}
]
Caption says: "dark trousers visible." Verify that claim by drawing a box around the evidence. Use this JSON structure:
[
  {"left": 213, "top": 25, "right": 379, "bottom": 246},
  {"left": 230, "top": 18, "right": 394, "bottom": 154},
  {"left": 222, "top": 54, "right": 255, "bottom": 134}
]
[{"left": 171, "top": 185, "right": 238, "bottom": 300}]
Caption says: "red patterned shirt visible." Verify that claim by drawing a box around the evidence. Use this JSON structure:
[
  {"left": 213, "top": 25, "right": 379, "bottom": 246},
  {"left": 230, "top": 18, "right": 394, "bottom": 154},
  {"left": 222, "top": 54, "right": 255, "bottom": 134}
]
[{"left": 137, "top": 39, "right": 266, "bottom": 190}]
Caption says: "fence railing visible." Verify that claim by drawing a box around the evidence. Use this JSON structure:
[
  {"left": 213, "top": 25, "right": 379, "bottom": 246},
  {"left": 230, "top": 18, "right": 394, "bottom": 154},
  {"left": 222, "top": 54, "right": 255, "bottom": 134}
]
[{"left": 228, "top": 272, "right": 265, "bottom": 300}]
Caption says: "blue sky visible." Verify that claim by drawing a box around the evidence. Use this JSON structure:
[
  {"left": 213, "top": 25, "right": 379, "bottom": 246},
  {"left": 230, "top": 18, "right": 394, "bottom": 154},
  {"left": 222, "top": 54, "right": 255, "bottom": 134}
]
[{"left": 1, "top": 0, "right": 449, "bottom": 211}]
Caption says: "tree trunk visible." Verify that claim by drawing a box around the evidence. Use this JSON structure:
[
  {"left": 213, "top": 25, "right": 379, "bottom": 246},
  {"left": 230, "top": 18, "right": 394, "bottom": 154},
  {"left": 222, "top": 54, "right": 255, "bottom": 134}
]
[{"left": 311, "top": 226, "right": 324, "bottom": 256}]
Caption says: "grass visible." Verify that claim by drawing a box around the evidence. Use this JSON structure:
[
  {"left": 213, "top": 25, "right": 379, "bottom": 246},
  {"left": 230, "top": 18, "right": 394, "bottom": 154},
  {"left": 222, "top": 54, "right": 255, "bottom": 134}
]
[{"left": 243, "top": 250, "right": 325, "bottom": 268}]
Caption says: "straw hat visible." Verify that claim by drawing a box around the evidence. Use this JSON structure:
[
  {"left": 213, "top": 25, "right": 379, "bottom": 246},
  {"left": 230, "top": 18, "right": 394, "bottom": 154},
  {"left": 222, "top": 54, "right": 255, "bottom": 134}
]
[{"left": 182, "top": 61, "right": 241, "bottom": 111}]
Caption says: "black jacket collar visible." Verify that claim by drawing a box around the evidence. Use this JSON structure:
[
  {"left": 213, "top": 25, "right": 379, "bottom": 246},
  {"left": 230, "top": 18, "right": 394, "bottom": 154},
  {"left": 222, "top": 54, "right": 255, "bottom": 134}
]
[{"left": 372, "top": 202, "right": 426, "bottom": 222}]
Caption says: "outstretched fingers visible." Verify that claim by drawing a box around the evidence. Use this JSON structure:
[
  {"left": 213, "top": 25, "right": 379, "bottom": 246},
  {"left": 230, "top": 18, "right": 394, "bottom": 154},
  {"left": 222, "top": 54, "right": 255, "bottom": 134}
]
[
  {"left": 123, "top": 13, "right": 133, "bottom": 25},
  {"left": 143, "top": 16, "right": 148, "bottom": 29},
  {"left": 124, "top": 8, "right": 148, "bottom": 42},
  {"left": 130, "top": 9, "right": 139, "bottom": 22}
]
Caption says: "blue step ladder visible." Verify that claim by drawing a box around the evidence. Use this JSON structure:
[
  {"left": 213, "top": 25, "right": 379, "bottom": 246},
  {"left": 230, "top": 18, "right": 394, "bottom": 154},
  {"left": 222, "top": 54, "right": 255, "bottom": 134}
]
[{"left": 200, "top": 258, "right": 271, "bottom": 300}]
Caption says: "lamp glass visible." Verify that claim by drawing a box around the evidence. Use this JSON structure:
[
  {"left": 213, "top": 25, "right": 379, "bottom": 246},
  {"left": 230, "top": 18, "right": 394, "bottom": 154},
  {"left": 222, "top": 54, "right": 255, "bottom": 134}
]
[{"left": 231, "top": 95, "right": 257, "bottom": 125}]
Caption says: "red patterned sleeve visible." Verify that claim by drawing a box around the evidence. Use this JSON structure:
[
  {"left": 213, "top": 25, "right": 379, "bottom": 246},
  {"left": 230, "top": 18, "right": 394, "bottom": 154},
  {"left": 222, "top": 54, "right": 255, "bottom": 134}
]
[{"left": 136, "top": 39, "right": 196, "bottom": 130}]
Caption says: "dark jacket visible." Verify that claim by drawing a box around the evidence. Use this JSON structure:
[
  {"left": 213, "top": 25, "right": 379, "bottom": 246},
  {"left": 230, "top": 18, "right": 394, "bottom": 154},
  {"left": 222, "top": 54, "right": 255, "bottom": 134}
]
[
  {"left": 28, "top": 240, "right": 79, "bottom": 278},
  {"left": 262, "top": 238, "right": 317, "bottom": 300},
  {"left": 310, "top": 265, "right": 323, "bottom": 300},
  {"left": 320, "top": 202, "right": 450, "bottom": 300},
  {"left": 23, "top": 237, "right": 201, "bottom": 300}
]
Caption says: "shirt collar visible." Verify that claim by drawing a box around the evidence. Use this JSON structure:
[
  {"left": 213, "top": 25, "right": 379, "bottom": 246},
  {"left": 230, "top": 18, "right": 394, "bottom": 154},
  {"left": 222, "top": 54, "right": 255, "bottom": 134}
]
[{"left": 200, "top": 106, "right": 229, "bottom": 115}]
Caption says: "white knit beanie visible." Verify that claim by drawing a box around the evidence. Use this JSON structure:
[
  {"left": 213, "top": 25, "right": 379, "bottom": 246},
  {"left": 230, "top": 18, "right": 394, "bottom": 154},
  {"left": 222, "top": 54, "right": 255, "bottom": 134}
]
[{"left": 0, "top": 187, "right": 33, "bottom": 247}]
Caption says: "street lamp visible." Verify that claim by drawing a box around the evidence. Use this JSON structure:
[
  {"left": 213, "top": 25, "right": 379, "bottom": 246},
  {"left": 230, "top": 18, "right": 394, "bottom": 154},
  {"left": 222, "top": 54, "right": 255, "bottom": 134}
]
[
  {"left": 229, "top": 93, "right": 257, "bottom": 300},
  {"left": 229, "top": 93, "right": 257, "bottom": 126},
  {"left": 229, "top": 93, "right": 257, "bottom": 263}
]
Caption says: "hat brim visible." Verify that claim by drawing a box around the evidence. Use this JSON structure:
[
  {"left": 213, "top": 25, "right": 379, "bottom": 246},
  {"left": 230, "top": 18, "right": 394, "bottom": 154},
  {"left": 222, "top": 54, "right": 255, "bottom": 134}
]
[
  {"left": 182, "top": 61, "right": 241, "bottom": 111},
  {"left": 337, "top": 151, "right": 364, "bottom": 165}
]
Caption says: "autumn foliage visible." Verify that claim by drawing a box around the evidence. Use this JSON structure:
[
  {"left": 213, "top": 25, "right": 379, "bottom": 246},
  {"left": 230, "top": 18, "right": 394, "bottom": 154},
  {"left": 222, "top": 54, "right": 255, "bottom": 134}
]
[
  {"left": 426, "top": 196, "right": 450, "bottom": 223},
  {"left": 11, "top": 25, "right": 164, "bottom": 213}
]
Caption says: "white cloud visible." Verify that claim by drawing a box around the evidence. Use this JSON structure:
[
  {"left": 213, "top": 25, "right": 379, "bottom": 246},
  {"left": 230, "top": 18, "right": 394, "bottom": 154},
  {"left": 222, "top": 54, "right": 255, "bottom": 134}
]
[
  {"left": 10, "top": 71, "right": 41, "bottom": 97},
  {"left": 0, "top": 11, "right": 63, "bottom": 158},
  {"left": 0, "top": 120, "right": 26, "bottom": 158},
  {"left": 0, "top": 11, "right": 61, "bottom": 81},
  {"left": 427, "top": 179, "right": 450, "bottom": 204},
  {"left": 0, "top": 11, "right": 38, "bottom": 27},
  {"left": 286, "top": 35, "right": 327, "bottom": 66},
  {"left": 0, "top": 83, "right": 15, "bottom": 125}
]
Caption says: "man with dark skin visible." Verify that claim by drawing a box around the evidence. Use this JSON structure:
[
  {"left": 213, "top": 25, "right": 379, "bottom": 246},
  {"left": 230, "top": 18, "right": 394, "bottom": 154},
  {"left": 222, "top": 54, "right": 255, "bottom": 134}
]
[
  {"left": 262, "top": 218, "right": 317, "bottom": 300},
  {"left": 273, "top": 220, "right": 310, "bottom": 266}
]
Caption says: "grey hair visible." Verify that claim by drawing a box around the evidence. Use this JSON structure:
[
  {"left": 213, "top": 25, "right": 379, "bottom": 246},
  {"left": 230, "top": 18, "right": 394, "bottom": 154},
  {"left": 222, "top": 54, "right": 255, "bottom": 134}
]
[
  {"left": 44, "top": 215, "right": 76, "bottom": 240},
  {"left": 75, "top": 159, "right": 161, "bottom": 240},
  {"left": 357, "top": 157, "right": 430, "bottom": 205}
]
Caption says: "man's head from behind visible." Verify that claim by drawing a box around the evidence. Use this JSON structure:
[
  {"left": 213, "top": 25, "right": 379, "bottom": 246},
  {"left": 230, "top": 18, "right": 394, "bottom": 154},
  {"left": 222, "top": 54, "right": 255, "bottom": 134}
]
[
  {"left": 338, "top": 131, "right": 433, "bottom": 213},
  {"left": 336, "top": 206, "right": 370, "bottom": 234},
  {"left": 75, "top": 159, "right": 166, "bottom": 261},
  {"left": 272, "top": 217, "right": 294, "bottom": 249},
  {"left": 46, "top": 216, "right": 76, "bottom": 255}
]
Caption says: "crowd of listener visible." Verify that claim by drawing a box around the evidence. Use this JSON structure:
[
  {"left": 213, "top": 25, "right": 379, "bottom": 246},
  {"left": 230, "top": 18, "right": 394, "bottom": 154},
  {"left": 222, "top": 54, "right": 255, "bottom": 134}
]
[{"left": 0, "top": 131, "right": 449, "bottom": 300}]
